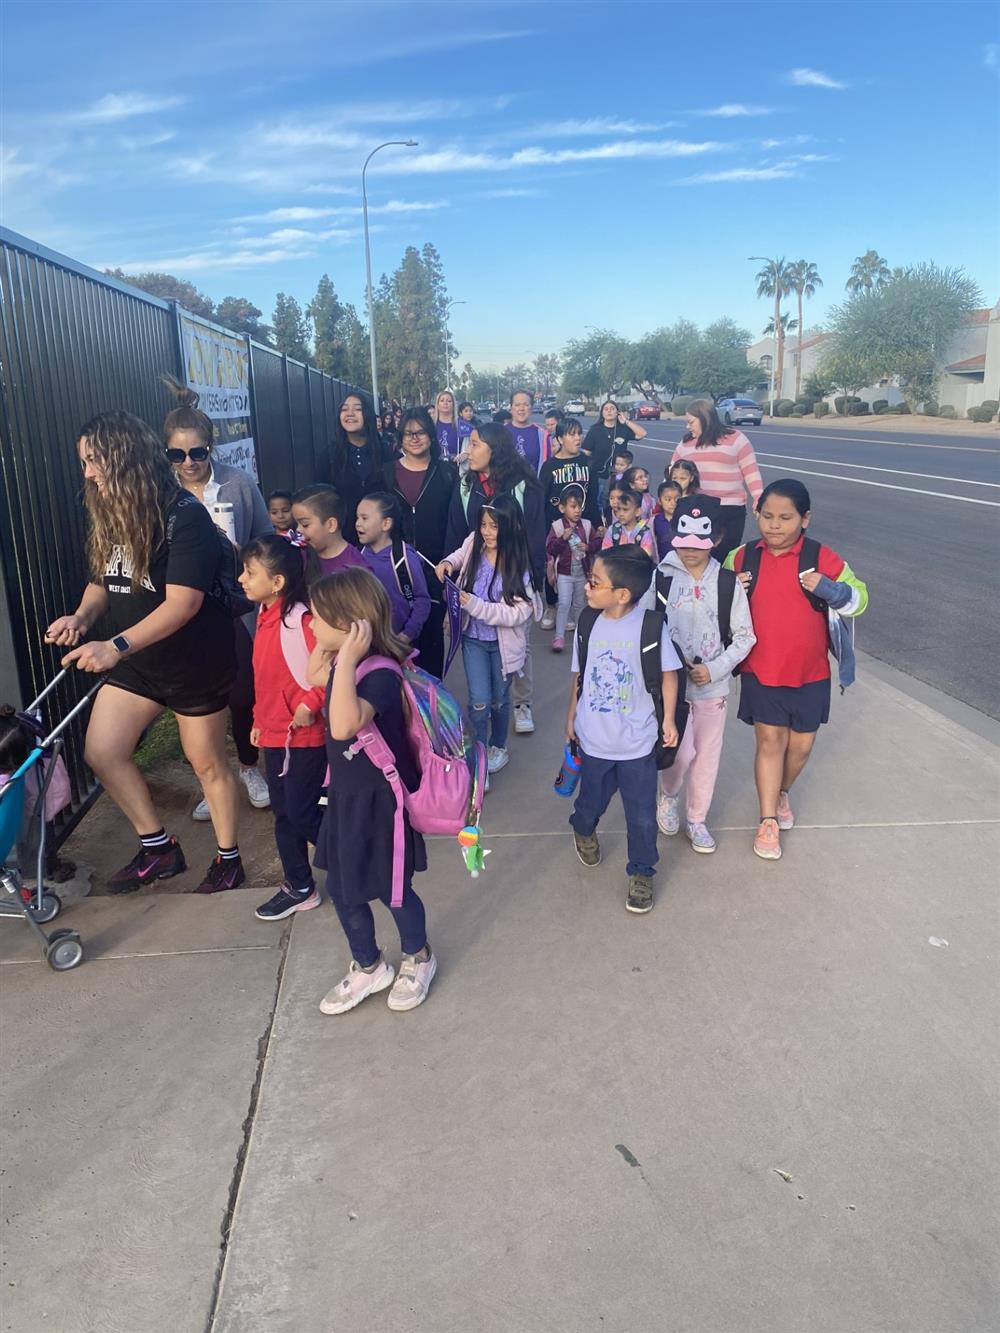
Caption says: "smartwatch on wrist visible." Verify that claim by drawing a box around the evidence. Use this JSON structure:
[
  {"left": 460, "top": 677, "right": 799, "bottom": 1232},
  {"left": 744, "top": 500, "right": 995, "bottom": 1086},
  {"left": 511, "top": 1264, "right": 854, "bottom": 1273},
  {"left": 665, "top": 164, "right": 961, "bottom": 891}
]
[{"left": 111, "top": 634, "right": 131, "bottom": 655}]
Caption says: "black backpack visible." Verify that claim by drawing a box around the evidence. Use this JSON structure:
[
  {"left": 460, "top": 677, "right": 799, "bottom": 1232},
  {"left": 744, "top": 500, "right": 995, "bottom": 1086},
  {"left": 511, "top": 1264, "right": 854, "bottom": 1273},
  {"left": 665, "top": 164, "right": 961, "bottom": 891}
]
[
  {"left": 653, "top": 567, "right": 737, "bottom": 649},
  {"left": 575, "top": 604, "right": 687, "bottom": 770},
  {"left": 738, "top": 535, "right": 826, "bottom": 614}
]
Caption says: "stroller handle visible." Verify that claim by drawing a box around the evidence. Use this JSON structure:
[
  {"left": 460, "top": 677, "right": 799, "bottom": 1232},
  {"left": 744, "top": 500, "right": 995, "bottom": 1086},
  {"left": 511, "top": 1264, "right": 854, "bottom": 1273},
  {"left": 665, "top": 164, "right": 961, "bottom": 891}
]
[{"left": 27, "top": 671, "right": 109, "bottom": 748}]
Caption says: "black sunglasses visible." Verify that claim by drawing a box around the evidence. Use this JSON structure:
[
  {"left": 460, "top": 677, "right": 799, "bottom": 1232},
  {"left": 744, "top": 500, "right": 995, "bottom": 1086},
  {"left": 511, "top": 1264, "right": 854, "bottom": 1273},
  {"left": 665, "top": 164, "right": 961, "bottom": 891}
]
[{"left": 166, "top": 446, "right": 211, "bottom": 463}]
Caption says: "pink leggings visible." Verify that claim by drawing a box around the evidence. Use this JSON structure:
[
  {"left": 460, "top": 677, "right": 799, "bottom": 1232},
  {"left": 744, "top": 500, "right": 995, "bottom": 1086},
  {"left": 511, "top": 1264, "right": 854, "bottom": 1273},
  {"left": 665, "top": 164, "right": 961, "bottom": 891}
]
[{"left": 660, "top": 696, "right": 728, "bottom": 824}]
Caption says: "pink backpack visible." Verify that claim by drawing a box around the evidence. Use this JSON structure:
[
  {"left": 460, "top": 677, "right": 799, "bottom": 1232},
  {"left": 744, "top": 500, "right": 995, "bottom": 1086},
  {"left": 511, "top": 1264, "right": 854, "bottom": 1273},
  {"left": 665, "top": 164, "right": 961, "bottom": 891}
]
[{"left": 346, "top": 655, "right": 487, "bottom": 906}]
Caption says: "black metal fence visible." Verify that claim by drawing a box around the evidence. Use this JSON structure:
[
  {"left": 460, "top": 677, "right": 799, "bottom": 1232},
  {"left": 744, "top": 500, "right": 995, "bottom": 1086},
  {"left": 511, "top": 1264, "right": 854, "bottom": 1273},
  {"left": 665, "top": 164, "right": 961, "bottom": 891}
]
[{"left": 0, "top": 226, "right": 365, "bottom": 840}]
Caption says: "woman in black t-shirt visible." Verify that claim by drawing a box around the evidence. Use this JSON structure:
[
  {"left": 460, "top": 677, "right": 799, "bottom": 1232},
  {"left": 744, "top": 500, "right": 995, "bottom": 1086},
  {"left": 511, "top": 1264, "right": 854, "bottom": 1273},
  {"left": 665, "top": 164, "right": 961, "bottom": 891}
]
[
  {"left": 329, "top": 393, "right": 393, "bottom": 543},
  {"left": 45, "top": 413, "right": 242, "bottom": 896},
  {"left": 582, "top": 399, "right": 648, "bottom": 484}
]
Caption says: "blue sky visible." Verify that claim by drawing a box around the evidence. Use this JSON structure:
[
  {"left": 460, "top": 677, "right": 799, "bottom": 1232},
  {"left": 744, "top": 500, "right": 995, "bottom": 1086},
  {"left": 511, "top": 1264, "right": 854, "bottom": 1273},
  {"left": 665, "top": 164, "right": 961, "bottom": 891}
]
[{"left": 3, "top": 0, "right": 998, "bottom": 371}]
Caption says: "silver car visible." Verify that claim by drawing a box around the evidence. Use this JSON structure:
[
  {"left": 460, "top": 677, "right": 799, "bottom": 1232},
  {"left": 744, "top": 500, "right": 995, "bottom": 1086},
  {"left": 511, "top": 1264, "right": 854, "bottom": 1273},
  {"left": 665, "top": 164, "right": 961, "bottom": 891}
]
[{"left": 717, "top": 396, "right": 762, "bottom": 426}]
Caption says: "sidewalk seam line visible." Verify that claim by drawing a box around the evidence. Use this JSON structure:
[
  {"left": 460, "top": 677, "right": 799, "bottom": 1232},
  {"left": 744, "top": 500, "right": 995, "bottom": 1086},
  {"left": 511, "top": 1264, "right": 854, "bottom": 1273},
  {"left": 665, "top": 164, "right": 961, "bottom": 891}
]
[{"left": 203, "top": 916, "right": 294, "bottom": 1333}]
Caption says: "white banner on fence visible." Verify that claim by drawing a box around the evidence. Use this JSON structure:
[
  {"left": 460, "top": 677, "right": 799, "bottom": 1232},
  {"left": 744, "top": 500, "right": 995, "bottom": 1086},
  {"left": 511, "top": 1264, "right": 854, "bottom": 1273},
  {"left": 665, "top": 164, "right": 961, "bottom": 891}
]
[{"left": 179, "top": 312, "right": 258, "bottom": 481}]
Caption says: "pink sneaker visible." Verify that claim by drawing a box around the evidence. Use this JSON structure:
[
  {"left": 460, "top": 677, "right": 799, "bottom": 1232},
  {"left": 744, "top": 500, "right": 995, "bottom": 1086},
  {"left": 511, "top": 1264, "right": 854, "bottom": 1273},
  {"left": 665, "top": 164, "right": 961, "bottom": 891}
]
[
  {"left": 319, "top": 956, "right": 395, "bottom": 1014},
  {"left": 776, "top": 790, "right": 794, "bottom": 830},
  {"left": 552, "top": 636, "right": 565, "bottom": 653},
  {"left": 753, "top": 818, "right": 782, "bottom": 861}
]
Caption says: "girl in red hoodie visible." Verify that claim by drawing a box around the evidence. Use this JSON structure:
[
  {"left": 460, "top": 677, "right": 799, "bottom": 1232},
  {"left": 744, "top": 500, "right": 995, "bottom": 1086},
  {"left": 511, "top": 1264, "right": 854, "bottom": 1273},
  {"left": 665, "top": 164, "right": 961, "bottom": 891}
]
[{"left": 239, "top": 535, "right": 328, "bottom": 921}]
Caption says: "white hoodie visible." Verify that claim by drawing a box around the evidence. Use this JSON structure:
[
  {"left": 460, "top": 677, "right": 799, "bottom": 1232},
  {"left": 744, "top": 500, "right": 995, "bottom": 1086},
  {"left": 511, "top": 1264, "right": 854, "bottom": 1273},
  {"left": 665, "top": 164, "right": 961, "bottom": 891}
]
[{"left": 656, "top": 551, "right": 756, "bottom": 700}]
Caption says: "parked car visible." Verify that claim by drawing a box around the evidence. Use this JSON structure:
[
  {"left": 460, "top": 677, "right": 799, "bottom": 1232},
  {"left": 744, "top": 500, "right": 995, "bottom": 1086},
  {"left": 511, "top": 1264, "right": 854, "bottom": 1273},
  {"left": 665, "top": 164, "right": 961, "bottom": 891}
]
[
  {"left": 562, "top": 399, "right": 586, "bottom": 415},
  {"left": 629, "top": 402, "right": 662, "bottom": 421},
  {"left": 475, "top": 402, "right": 494, "bottom": 416},
  {"left": 717, "top": 397, "right": 763, "bottom": 427}
]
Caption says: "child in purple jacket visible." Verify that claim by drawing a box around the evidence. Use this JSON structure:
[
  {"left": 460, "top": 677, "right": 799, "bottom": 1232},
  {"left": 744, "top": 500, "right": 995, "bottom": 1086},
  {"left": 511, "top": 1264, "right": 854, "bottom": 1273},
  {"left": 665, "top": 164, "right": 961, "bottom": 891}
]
[{"left": 356, "top": 492, "right": 432, "bottom": 649}]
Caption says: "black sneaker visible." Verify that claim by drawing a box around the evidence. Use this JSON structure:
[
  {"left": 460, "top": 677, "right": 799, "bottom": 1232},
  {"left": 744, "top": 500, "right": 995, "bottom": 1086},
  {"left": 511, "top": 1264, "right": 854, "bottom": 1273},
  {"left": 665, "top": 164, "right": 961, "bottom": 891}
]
[
  {"left": 108, "top": 838, "right": 186, "bottom": 894},
  {"left": 573, "top": 831, "right": 601, "bottom": 867},
  {"left": 625, "top": 874, "right": 654, "bottom": 914},
  {"left": 254, "top": 884, "right": 321, "bottom": 921},
  {"left": 194, "top": 855, "right": 246, "bottom": 895}
]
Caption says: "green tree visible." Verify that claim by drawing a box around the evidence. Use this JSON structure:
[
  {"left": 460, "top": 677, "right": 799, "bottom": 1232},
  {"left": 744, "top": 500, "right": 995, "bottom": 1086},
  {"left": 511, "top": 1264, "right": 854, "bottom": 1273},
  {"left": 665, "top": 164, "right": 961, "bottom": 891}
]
[
  {"left": 271, "top": 293, "right": 311, "bottom": 363},
  {"left": 307, "top": 274, "right": 346, "bottom": 375},
  {"left": 824, "top": 263, "right": 981, "bottom": 407},
  {"left": 846, "top": 249, "right": 891, "bottom": 293},
  {"left": 762, "top": 313, "right": 799, "bottom": 338},
  {"left": 375, "top": 244, "right": 451, "bottom": 403},
  {"left": 532, "top": 353, "right": 562, "bottom": 395},
  {"left": 105, "top": 268, "right": 215, "bottom": 319},
  {"left": 818, "top": 344, "right": 875, "bottom": 410},
  {"left": 561, "top": 328, "right": 632, "bottom": 399},
  {"left": 787, "top": 259, "right": 823, "bottom": 398},
  {"left": 215, "top": 295, "right": 271, "bottom": 343},
  {"left": 682, "top": 341, "right": 758, "bottom": 403},
  {"left": 754, "top": 256, "right": 794, "bottom": 400},
  {"left": 340, "top": 303, "right": 370, "bottom": 389}
]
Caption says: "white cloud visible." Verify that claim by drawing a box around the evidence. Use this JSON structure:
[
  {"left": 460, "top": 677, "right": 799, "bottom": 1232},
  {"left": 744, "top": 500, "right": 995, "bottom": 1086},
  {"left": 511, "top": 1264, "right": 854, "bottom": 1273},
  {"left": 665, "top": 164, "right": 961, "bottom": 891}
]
[
  {"left": 71, "top": 92, "right": 185, "bottom": 123},
  {"left": 517, "top": 117, "right": 678, "bottom": 137},
  {"left": 481, "top": 187, "right": 542, "bottom": 199},
  {"left": 986, "top": 43, "right": 1000, "bottom": 72},
  {"left": 379, "top": 138, "right": 724, "bottom": 175},
  {"left": 698, "top": 104, "right": 775, "bottom": 117},
  {"left": 119, "top": 130, "right": 176, "bottom": 150},
  {"left": 682, "top": 166, "right": 797, "bottom": 184},
  {"left": 104, "top": 244, "right": 321, "bottom": 273},
  {"left": 238, "top": 200, "right": 440, "bottom": 223},
  {"left": 1, "top": 146, "right": 79, "bottom": 190},
  {"left": 787, "top": 67, "right": 849, "bottom": 90}
]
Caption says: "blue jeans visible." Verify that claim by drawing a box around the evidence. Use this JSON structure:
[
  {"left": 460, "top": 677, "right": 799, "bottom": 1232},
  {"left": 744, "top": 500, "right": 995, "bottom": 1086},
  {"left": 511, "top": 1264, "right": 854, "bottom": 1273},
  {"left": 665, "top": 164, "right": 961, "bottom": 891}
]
[
  {"left": 461, "top": 636, "right": 511, "bottom": 750},
  {"left": 328, "top": 882, "right": 427, "bottom": 969},
  {"left": 570, "top": 748, "right": 659, "bottom": 877}
]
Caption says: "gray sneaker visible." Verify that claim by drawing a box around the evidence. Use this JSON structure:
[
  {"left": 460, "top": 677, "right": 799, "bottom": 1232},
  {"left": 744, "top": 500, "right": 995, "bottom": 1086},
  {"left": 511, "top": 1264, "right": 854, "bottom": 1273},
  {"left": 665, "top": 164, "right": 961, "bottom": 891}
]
[
  {"left": 626, "top": 874, "right": 654, "bottom": 913},
  {"left": 686, "top": 821, "right": 717, "bottom": 853},
  {"left": 573, "top": 831, "right": 601, "bottom": 867}
]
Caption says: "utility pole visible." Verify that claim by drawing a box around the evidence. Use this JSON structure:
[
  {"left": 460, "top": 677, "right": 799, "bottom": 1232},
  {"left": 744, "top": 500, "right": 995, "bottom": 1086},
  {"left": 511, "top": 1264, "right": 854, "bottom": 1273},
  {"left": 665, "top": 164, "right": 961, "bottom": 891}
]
[{"left": 362, "top": 138, "right": 418, "bottom": 412}]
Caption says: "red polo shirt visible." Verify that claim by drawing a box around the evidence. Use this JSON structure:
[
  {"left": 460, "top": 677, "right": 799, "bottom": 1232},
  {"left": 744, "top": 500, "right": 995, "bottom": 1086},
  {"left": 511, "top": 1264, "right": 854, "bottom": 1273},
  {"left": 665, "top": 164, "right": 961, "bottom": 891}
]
[{"left": 734, "top": 536, "right": 844, "bottom": 687}]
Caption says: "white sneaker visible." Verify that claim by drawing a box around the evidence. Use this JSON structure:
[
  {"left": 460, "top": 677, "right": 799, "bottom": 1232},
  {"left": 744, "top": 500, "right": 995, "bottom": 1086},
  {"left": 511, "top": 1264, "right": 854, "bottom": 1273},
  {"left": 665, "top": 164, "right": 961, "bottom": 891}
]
[
  {"left": 487, "top": 745, "right": 509, "bottom": 774},
  {"left": 240, "top": 765, "right": 271, "bottom": 809},
  {"left": 565, "top": 620, "right": 576, "bottom": 632},
  {"left": 540, "top": 608, "right": 556, "bottom": 630},
  {"left": 191, "top": 797, "right": 211, "bottom": 822},
  {"left": 319, "top": 957, "right": 395, "bottom": 1015},
  {"left": 387, "top": 951, "right": 437, "bottom": 1012},
  {"left": 657, "top": 791, "right": 680, "bottom": 835},
  {"left": 513, "top": 704, "right": 535, "bottom": 735}
]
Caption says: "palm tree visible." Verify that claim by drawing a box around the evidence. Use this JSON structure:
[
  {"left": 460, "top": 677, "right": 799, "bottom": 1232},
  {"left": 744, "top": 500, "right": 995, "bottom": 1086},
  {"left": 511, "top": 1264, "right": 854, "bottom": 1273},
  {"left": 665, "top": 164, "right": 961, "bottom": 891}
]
[
  {"left": 763, "top": 313, "right": 799, "bottom": 337},
  {"left": 754, "top": 257, "right": 794, "bottom": 401},
  {"left": 787, "top": 260, "right": 823, "bottom": 398},
  {"left": 846, "top": 250, "right": 891, "bottom": 294}
]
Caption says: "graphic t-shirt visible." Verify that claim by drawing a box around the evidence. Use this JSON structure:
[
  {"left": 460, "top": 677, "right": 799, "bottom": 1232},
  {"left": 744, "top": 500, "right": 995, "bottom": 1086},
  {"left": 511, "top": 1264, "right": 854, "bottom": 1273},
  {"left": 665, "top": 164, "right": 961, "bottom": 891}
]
[
  {"left": 436, "top": 421, "right": 459, "bottom": 460},
  {"left": 571, "top": 605, "right": 681, "bottom": 760},
  {"left": 538, "top": 454, "right": 598, "bottom": 522},
  {"left": 505, "top": 422, "right": 544, "bottom": 471},
  {"left": 102, "top": 492, "right": 233, "bottom": 692}
]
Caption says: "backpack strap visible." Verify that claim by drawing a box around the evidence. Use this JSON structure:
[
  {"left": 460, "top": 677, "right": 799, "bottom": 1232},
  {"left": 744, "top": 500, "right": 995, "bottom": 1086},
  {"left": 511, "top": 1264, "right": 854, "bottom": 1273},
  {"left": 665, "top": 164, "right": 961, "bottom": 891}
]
[
  {"left": 716, "top": 567, "right": 736, "bottom": 648},
  {"left": 277, "top": 604, "right": 312, "bottom": 689},
  {"left": 391, "top": 542, "right": 415, "bottom": 606},
  {"left": 573, "top": 606, "right": 600, "bottom": 699},
  {"left": 738, "top": 540, "right": 761, "bottom": 599},
  {"left": 654, "top": 571, "right": 672, "bottom": 616},
  {"left": 798, "top": 536, "right": 827, "bottom": 612},
  {"left": 347, "top": 655, "right": 408, "bottom": 907}
]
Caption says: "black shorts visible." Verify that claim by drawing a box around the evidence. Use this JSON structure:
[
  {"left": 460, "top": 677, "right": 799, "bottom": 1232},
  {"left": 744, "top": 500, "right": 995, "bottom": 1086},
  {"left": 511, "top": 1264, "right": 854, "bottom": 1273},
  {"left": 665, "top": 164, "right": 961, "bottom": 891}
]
[
  {"left": 107, "top": 660, "right": 234, "bottom": 718},
  {"left": 737, "top": 672, "right": 831, "bottom": 734}
]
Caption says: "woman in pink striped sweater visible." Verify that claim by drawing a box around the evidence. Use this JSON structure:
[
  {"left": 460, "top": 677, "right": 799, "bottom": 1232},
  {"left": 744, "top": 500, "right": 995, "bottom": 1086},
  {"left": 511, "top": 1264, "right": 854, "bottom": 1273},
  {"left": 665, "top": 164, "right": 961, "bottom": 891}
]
[{"left": 670, "top": 400, "right": 764, "bottom": 561}]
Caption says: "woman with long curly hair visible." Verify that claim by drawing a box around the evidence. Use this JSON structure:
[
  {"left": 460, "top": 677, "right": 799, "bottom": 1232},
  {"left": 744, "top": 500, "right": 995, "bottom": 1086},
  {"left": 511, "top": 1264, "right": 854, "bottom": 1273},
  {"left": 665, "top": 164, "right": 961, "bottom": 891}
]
[
  {"left": 444, "top": 422, "right": 544, "bottom": 732},
  {"left": 328, "top": 392, "right": 392, "bottom": 543},
  {"left": 45, "top": 412, "right": 243, "bottom": 895}
]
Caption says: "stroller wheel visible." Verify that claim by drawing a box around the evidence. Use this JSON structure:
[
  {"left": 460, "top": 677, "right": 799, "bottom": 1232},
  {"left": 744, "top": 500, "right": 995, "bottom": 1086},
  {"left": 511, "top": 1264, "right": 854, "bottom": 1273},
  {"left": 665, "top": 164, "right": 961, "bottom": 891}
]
[
  {"left": 28, "top": 892, "right": 61, "bottom": 924},
  {"left": 45, "top": 931, "right": 83, "bottom": 971}
]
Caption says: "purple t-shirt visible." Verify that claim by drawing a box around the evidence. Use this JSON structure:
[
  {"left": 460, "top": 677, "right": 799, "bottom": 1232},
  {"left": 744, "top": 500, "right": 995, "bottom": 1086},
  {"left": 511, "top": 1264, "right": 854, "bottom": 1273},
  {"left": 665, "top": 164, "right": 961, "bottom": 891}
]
[
  {"left": 465, "top": 557, "right": 500, "bottom": 642},
  {"left": 316, "top": 544, "right": 365, "bottom": 576},
  {"left": 505, "top": 422, "right": 543, "bottom": 471},
  {"left": 436, "top": 421, "right": 459, "bottom": 460}
]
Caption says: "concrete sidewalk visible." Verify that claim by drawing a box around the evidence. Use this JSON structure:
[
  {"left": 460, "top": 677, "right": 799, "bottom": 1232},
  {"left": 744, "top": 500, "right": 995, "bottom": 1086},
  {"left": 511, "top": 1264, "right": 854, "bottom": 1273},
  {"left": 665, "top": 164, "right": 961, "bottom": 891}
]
[{"left": 3, "top": 643, "right": 998, "bottom": 1331}]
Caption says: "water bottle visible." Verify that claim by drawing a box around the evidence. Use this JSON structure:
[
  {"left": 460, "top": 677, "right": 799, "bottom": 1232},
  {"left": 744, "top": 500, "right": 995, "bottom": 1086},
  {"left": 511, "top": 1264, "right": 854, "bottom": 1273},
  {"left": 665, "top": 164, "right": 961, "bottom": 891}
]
[
  {"left": 553, "top": 741, "right": 582, "bottom": 797},
  {"left": 211, "top": 502, "right": 237, "bottom": 545}
]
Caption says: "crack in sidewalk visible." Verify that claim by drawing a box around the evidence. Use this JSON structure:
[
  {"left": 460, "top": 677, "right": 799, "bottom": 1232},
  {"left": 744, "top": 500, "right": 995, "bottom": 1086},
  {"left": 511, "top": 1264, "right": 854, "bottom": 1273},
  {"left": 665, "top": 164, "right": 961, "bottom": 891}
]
[{"left": 203, "top": 917, "right": 293, "bottom": 1332}]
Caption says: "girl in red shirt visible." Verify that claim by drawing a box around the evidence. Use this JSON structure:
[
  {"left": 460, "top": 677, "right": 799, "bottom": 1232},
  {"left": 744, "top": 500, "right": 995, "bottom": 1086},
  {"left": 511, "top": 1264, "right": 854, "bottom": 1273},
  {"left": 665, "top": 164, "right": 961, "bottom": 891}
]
[
  {"left": 239, "top": 535, "right": 329, "bottom": 921},
  {"left": 726, "top": 480, "right": 868, "bottom": 862}
]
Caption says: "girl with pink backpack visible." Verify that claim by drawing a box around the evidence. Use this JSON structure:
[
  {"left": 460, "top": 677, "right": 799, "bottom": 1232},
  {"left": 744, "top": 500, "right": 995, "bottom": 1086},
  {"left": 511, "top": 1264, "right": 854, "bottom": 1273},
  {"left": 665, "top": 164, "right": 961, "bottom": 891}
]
[
  {"left": 307, "top": 567, "right": 439, "bottom": 1016},
  {"left": 238, "top": 536, "right": 328, "bottom": 923}
]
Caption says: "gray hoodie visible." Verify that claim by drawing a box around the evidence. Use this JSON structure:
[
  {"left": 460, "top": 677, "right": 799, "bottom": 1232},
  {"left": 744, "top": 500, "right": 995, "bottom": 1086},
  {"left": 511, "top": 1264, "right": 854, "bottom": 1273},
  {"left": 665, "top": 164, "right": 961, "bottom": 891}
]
[{"left": 656, "top": 551, "right": 756, "bottom": 700}]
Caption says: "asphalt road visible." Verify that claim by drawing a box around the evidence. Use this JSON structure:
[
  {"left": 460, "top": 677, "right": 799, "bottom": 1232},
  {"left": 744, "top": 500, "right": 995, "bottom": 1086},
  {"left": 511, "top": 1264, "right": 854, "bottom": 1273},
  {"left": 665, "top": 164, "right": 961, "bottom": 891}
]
[{"left": 606, "top": 417, "right": 1000, "bottom": 719}]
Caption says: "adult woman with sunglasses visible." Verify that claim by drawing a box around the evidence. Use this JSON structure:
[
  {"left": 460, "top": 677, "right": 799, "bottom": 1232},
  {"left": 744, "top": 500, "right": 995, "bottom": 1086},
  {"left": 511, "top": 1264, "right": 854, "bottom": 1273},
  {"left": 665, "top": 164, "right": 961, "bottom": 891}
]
[
  {"left": 45, "top": 412, "right": 243, "bottom": 894},
  {"left": 381, "top": 406, "right": 458, "bottom": 678},
  {"left": 163, "top": 378, "right": 273, "bottom": 816}
]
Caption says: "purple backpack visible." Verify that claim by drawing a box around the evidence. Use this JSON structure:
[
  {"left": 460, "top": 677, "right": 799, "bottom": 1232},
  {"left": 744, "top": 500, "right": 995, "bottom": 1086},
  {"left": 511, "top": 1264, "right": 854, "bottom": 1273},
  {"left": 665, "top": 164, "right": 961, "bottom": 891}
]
[{"left": 347, "top": 656, "right": 487, "bottom": 906}]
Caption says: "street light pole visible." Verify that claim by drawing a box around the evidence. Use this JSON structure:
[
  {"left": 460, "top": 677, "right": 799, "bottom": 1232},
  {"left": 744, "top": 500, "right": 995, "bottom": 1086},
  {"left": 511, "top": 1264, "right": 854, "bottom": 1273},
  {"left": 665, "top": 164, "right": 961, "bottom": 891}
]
[
  {"left": 443, "top": 298, "right": 466, "bottom": 390},
  {"left": 749, "top": 256, "right": 777, "bottom": 416},
  {"left": 362, "top": 139, "right": 418, "bottom": 413}
]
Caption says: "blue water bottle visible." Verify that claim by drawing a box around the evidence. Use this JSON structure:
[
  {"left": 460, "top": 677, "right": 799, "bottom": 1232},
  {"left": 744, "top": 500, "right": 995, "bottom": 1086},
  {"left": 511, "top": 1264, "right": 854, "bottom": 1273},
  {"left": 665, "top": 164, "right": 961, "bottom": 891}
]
[{"left": 553, "top": 741, "right": 582, "bottom": 797}]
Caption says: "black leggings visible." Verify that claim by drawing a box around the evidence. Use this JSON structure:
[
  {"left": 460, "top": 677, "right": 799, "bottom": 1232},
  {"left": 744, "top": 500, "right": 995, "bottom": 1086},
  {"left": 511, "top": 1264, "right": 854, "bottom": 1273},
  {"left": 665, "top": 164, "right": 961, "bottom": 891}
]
[
  {"left": 230, "top": 621, "right": 258, "bottom": 767},
  {"left": 715, "top": 505, "right": 747, "bottom": 564}
]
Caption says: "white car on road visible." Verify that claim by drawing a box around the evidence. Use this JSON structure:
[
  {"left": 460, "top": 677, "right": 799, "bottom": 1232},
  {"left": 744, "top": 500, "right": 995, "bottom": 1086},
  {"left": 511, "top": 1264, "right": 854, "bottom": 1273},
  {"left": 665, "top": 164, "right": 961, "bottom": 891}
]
[{"left": 563, "top": 399, "right": 586, "bottom": 415}]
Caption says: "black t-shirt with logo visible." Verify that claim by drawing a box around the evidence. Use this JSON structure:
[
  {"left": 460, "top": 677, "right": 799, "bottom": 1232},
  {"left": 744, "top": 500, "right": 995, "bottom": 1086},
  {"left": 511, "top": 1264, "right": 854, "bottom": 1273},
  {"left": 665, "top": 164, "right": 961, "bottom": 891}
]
[
  {"left": 583, "top": 420, "right": 637, "bottom": 478},
  {"left": 102, "top": 492, "right": 235, "bottom": 695},
  {"left": 538, "top": 454, "right": 600, "bottom": 524}
]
